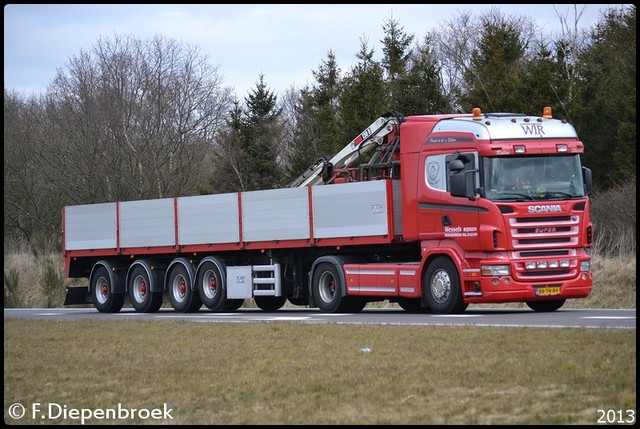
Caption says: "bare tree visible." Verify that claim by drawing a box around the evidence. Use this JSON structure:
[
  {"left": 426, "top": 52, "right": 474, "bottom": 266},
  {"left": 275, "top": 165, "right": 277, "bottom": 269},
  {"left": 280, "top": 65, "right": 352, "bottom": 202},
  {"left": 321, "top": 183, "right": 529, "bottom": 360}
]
[
  {"left": 429, "top": 9, "right": 480, "bottom": 111},
  {"left": 41, "top": 33, "right": 232, "bottom": 205},
  {"left": 552, "top": 4, "right": 590, "bottom": 103}
]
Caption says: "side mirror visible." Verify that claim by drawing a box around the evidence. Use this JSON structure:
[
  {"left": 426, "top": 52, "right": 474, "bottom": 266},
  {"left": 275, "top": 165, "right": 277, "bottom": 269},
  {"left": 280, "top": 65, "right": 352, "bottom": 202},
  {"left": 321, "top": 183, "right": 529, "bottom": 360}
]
[
  {"left": 450, "top": 172, "right": 470, "bottom": 198},
  {"left": 582, "top": 166, "right": 593, "bottom": 194}
]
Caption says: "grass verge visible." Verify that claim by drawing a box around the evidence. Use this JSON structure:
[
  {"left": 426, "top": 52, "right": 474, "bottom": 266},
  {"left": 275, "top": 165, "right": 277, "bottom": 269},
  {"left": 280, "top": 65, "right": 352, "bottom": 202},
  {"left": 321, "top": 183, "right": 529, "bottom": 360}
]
[{"left": 3, "top": 319, "right": 636, "bottom": 425}]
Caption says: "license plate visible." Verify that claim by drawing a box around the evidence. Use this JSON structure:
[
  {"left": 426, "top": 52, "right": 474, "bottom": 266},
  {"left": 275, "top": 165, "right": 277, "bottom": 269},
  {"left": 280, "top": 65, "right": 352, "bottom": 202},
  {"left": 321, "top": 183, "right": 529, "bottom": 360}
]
[{"left": 536, "top": 286, "right": 561, "bottom": 296}]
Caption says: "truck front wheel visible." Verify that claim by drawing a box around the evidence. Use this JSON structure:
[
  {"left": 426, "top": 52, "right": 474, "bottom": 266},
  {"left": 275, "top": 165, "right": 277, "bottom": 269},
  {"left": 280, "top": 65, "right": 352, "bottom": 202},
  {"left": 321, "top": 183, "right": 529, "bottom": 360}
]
[
  {"left": 91, "top": 266, "right": 124, "bottom": 313},
  {"left": 424, "top": 257, "right": 468, "bottom": 314},
  {"left": 311, "top": 262, "right": 353, "bottom": 313},
  {"left": 128, "top": 265, "right": 163, "bottom": 313}
]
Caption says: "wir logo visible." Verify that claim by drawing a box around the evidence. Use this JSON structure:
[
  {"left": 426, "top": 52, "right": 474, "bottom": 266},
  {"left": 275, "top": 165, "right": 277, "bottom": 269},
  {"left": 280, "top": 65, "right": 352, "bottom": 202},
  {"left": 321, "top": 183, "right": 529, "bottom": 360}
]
[{"left": 521, "top": 124, "right": 545, "bottom": 135}]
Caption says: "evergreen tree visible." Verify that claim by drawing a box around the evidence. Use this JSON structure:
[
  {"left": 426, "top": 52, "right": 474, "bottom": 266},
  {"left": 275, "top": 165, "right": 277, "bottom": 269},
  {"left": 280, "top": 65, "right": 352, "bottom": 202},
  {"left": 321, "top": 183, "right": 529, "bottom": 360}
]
[
  {"left": 242, "top": 74, "right": 284, "bottom": 190},
  {"left": 460, "top": 8, "right": 532, "bottom": 112},
  {"left": 338, "top": 37, "right": 388, "bottom": 145},
  {"left": 381, "top": 15, "right": 414, "bottom": 83},
  {"left": 572, "top": 5, "right": 636, "bottom": 186},
  {"left": 284, "top": 51, "right": 343, "bottom": 183},
  {"left": 516, "top": 38, "right": 568, "bottom": 116},
  {"left": 394, "top": 34, "right": 449, "bottom": 115}
]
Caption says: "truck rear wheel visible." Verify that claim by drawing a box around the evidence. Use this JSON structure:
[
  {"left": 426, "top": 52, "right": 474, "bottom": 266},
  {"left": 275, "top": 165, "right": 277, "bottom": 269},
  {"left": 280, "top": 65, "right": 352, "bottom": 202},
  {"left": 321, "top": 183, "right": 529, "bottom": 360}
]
[
  {"left": 128, "top": 265, "right": 163, "bottom": 313},
  {"left": 167, "top": 264, "right": 202, "bottom": 313},
  {"left": 526, "top": 299, "right": 565, "bottom": 312},
  {"left": 311, "top": 262, "right": 353, "bottom": 313},
  {"left": 254, "top": 296, "right": 286, "bottom": 312},
  {"left": 424, "top": 257, "right": 468, "bottom": 314},
  {"left": 91, "top": 266, "right": 124, "bottom": 313},
  {"left": 197, "top": 260, "right": 228, "bottom": 311}
]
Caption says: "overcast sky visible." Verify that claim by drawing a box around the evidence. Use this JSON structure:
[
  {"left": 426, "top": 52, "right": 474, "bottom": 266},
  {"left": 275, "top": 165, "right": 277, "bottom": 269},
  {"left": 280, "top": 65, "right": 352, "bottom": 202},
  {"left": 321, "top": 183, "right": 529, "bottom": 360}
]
[{"left": 4, "top": 4, "right": 622, "bottom": 100}]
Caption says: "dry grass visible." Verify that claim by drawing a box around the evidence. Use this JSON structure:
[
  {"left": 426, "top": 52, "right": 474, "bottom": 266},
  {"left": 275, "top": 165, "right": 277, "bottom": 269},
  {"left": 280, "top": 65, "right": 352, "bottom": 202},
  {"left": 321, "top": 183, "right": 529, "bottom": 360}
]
[{"left": 3, "top": 319, "right": 636, "bottom": 425}]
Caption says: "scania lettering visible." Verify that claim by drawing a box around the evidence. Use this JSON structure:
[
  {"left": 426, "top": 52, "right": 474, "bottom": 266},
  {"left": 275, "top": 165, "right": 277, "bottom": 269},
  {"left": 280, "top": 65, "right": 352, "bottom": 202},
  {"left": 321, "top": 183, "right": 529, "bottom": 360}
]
[
  {"left": 63, "top": 107, "right": 593, "bottom": 314},
  {"left": 528, "top": 204, "right": 563, "bottom": 213}
]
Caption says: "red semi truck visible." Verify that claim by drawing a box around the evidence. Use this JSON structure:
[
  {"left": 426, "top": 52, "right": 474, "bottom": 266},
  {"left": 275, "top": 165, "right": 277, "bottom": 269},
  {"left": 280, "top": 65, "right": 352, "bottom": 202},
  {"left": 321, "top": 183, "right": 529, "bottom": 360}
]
[{"left": 63, "top": 107, "right": 593, "bottom": 314}]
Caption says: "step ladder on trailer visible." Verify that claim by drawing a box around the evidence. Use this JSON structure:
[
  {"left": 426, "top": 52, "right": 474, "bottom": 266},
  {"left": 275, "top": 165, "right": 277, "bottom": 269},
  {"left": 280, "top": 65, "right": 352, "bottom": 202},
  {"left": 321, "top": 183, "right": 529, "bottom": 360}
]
[{"left": 226, "top": 264, "right": 282, "bottom": 299}]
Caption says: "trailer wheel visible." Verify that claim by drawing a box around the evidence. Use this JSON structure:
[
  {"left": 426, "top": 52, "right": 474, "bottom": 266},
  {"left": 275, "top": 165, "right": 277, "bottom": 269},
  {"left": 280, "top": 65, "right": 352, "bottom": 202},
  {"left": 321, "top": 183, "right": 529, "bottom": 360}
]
[
  {"left": 167, "top": 264, "right": 202, "bottom": 313},
  {"left": 197, "top": 261, "right": 227, "bottom": 311},
  {"left": 424, "top": 257, "right": 468, "bottom": 314},
  {"left": 254, "top": 296, "right": 286, "bottom": 312},
  {"left": 91, "top": 266, "right": 124, "bottom": 313},
  {"left": 526, "top": 299, "right": 565, "bottom": 312},
  {"left": 128, "top": 265, "right": 163, "bottom": 313},
  {"left": 311, "top": 262, "right": 352, "bottom": 313},
  {"left": 222, "top": 299, "right": 245, "bottom": 311}
]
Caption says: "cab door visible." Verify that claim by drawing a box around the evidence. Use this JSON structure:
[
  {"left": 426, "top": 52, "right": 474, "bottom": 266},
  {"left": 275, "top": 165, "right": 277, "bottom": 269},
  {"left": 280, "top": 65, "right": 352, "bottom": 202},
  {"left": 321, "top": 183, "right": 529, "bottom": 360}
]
[{"left": 438, "top": 151, "right": 482, "bottom": 250}]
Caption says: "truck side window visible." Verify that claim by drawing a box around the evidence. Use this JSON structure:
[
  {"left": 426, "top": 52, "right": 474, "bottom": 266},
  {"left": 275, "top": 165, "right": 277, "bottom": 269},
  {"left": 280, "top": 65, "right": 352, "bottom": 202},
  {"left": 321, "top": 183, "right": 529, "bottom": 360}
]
[
  {"left": 446, "top": 152, "right": 477, "bottom": 196},
  {"left": 425, "top": 154, "right": 447, "bottom": 192}
]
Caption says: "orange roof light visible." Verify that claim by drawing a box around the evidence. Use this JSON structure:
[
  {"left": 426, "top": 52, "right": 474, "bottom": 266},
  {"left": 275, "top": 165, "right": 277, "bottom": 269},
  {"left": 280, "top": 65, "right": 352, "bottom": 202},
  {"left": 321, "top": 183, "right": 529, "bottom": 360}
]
[
  {"left": 472, "top": 107, "right": 482, "bottom": 120},
  {"left": 543, "top": 106, "right": 552, "bottom": 119}
]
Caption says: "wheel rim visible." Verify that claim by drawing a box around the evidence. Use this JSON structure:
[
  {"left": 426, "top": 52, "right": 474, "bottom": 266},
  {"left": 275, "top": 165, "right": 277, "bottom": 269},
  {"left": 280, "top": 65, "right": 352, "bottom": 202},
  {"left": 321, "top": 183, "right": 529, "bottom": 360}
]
[
  {"left": 202, "top": 269, "right": 219, "bottom": 300},
  {"left": 430, "top": 269, "right": 451, "bottom": 303},
  {"left": 96, "top": 276, "right": 109, "bottom": 304},
  {"left": 171, "top": 274, "right": 188, "bottom": 304},
  {"left": 132, "top": 274, "right": 148, "bottom": 303},
  {"left": 318, "top": 271, "right": 336, "bottom": 303}
]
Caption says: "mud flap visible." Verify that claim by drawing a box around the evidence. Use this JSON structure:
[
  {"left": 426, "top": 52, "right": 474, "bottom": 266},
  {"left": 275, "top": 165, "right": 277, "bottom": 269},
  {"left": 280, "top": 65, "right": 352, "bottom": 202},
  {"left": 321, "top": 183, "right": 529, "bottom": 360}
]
[{"left": 63, "top": 286, "right": 91, "bottom": 305}]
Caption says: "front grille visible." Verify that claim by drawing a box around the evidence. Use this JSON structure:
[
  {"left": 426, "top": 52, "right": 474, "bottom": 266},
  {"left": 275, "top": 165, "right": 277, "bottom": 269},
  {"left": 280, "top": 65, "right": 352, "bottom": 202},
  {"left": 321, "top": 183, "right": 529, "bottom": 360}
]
[{"left": 509, "top": 215, "right": 580, "bottom": 250}]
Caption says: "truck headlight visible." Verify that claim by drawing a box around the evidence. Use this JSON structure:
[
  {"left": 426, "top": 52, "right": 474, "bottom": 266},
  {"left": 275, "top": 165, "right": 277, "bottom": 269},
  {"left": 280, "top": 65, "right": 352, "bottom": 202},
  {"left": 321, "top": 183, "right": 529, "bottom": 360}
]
[
  {"left": 481, "top": 265, "right": 510, "bottom": 276},
  {"left": 580, "top": 261, "right": 591, "bottom": 272}
]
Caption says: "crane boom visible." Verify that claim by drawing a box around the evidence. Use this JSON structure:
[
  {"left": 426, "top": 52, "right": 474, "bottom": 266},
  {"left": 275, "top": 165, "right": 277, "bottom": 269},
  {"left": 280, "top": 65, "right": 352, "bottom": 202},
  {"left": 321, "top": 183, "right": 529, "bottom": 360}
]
[{"left": 289, "top": 112, "right": 402, "bottom": 188}]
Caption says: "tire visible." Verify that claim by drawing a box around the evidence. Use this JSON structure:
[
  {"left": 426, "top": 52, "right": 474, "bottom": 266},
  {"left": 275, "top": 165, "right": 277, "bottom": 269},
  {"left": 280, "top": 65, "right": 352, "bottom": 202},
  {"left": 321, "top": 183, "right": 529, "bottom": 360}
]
[
  {"left": 423, "top": 257, "right": 468, "bottom": 314},
  {"left": 254, "top": 296, "right": 286, "bottom": 312},
  {"left": 287, "top": 296, "right": 309, "bottom": 306},
  {"left": 397, "top": 297, "right": 429, "bottom": 313},
  {"left": 128, "top": 265, "right": 163, "bottom": 313},
  {"left": 91, "top": 266, "right": 124, "bottom": 313},
  {"left": 222, "top": 299, "right": 245, "bottom": 311},
  {"left": 167, "top": 263, "right": 202, "bottom": 313},
  {"left": 197, "top": 260, "right": 227, "bottom": 311},
  {"left": 348, "top": 297, "right": 367, "bottom": 313},
  {"left": 526, "top": 299, "right": 565, "bottom": 312},
  {"left": 311, "top": 262, "right": 353, "bottom": 313}
]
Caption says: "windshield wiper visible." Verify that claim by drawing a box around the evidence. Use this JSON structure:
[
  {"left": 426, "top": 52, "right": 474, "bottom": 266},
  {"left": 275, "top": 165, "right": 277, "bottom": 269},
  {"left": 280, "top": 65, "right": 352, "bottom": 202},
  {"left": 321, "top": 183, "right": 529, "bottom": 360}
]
[
  {"left": 493, "top": 191, "right": 535, "bottom": 201},
  {"left": 543, "top": 191, "right": 578, "bottom": 199}
]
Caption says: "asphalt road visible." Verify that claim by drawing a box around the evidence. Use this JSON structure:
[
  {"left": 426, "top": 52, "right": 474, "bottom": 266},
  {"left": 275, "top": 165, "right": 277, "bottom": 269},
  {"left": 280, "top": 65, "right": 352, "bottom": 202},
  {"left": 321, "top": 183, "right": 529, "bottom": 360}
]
[{"left": 4, "top": 307, "right": 636, "bottom": 330}]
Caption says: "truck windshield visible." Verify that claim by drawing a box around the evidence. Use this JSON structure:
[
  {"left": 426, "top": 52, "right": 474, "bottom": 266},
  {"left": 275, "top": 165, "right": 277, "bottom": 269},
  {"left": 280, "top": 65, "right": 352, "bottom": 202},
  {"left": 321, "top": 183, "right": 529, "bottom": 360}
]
[{"left": 483, "top": 155, "right": 585, "bottom": 201}]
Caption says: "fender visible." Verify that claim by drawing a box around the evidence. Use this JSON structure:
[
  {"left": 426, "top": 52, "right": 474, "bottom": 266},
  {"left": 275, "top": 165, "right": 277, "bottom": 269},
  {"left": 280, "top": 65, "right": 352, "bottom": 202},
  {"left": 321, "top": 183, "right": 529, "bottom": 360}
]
[
  {"left": 165, "top": 257, "right": 196, "bottom": 290},
  {"left": 89, "top": 260, "right": 126, "bottom": 295},
  {"left": 309, "top": 255, "right": 348, "bottom": 297},
  {"left": 419, "top": 239, "right": 469, "bottom": 282},
  {"left": 127, "top": 259, "right": 165, "bottom": 293}
]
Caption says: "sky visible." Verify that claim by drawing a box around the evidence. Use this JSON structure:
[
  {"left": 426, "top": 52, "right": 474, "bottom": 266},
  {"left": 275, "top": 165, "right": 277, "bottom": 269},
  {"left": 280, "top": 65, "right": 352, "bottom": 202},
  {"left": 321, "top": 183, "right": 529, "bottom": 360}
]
[{"left": 3, "top": 4, "right": 625, "bottom": 99}]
